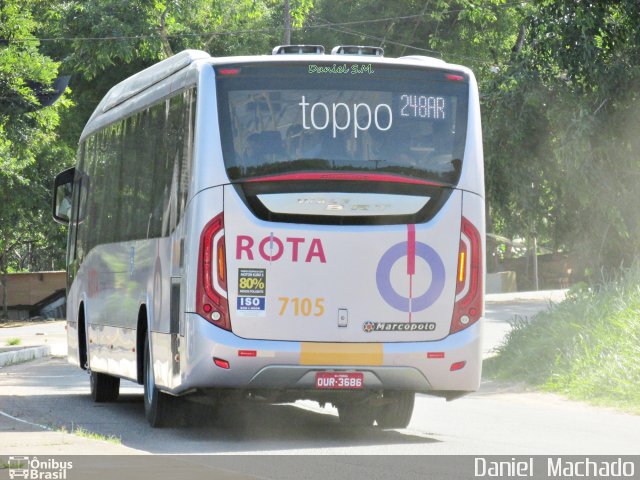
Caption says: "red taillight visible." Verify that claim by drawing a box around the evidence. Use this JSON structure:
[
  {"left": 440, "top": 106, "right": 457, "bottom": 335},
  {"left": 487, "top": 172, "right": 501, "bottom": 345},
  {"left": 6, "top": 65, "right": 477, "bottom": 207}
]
[
  {"left": 196, "top": 213, "right": 231, "bottom": 330},
  {"left": 218, "top": 68, "right": 240, "bottom": 76},
  {"left": 446, "top": 74, "right": 465, "bottom": 81},
  {"left": 450, "top": 216, "right": 483, "bottom": 334}
]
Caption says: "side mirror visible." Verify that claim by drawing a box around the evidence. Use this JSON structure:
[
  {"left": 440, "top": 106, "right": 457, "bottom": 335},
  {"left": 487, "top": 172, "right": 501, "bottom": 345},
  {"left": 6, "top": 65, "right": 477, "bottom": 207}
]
[{"left": 53, "top": 167, "right": 75, "bottom": 225}]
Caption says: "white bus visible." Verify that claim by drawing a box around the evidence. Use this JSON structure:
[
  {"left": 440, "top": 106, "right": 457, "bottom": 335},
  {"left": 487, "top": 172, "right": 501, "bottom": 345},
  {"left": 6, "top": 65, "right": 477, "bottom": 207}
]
[{"left": 53, "top": 45, "right": 485, "bottom": 428}]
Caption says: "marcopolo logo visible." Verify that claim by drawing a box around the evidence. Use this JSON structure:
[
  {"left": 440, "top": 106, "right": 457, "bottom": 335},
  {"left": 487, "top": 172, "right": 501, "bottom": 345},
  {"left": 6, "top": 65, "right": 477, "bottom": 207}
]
[
  {"left": 362, "top": 321, "right": 436, "bottom": 333},
  {"left": 8, "top": 456, "right": 73, "bottom": 479}
]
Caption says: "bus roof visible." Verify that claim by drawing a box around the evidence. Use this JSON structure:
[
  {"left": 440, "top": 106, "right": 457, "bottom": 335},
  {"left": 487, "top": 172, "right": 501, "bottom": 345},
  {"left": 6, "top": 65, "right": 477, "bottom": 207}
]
[{"left": 99, "top": 49, "right": 210, "bottom": 115}]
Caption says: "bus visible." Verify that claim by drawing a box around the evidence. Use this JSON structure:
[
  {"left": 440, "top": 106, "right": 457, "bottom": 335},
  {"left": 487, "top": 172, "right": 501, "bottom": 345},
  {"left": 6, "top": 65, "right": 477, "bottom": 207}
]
[{"left": 53, "top": 45, "right": 485, "bottom": 429}]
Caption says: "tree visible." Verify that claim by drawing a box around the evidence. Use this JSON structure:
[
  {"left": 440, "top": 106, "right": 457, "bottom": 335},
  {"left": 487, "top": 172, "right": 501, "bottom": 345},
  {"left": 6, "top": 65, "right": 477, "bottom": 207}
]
[
  {"left": 7, "top": 0, "right": 640, "bottom": 291},
  {"left": 484, "top": 0, "right": 640, "bottom": 273},
  {"left": 0, "top": 0, "right": 72, "bottom": 318}
]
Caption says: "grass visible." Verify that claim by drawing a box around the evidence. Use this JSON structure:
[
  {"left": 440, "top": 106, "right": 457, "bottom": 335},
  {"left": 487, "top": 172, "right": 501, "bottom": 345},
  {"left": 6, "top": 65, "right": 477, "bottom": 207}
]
[
  {"left": 484, "top": 267, "right": 640, "bottom": 414},
  {"left": 58, "top": 425, "right": 122, "bottom": 445},
  {"left": 6, "top": 337, "right": 21, "bottom": 346},
  {"left": 73, "top": 427, "right": 122, "bottom": 444}
]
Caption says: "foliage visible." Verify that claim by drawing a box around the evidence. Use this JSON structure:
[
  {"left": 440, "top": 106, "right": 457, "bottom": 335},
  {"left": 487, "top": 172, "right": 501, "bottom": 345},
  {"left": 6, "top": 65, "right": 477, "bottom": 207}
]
[
  {"left": 43, "top": 0, "right": 281, "bottom": 79},
  {"left": 0, "top": 0, "right": 288, "bottom": 290},
  {"left": 483, "top": 0, "right": 640, "bottom": 273},
  {"left": 4, "top": 0, "right": 640, "bottom": 278},
  {"left": 0, "top": 0, "right": 72, "bottom": 316},
  {"left": 485, "top": 266, "right": 640, "bottom": 413},
  {"left": 39, "top": 0, "right": 287, "bottom": 164}
]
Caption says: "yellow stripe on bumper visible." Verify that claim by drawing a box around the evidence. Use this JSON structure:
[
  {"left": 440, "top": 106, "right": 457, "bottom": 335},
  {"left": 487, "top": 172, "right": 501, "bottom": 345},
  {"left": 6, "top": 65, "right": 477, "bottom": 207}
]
[{"left": 300, "top": 343, "right": 384, "bottom": 366}]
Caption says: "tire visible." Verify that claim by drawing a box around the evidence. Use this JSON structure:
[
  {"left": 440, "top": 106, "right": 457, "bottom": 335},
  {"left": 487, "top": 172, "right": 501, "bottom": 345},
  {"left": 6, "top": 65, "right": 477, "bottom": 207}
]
[
  {"left": 375, "top": 391, "right": 415, "bottom": 429},
  {"left": 337, "top": 402, "right": 376, "bottom": 428},
  {"left": 89, "top": 371, "right": 120, "bottom": 403},
  {"left": 143, "top": 336, "right": 172, "bottom": 428}
]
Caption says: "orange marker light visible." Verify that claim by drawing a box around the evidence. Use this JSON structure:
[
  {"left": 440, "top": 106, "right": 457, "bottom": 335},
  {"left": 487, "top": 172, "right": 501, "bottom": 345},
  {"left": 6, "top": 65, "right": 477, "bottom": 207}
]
[
  {"left": 458, "top": 251, "right": 466, "bottom": 283},
  {"left": 217, "top": 240, "right": 226, "bottom": 284}
]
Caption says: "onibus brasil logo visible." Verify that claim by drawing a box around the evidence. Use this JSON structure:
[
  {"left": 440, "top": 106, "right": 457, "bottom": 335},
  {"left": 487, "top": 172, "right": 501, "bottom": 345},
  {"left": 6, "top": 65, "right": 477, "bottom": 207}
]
[
  {"left": 8, "top": 456, "right": 73, "bottom": 479},
  {"left": 364, "top": 225, "right": 443, "bottom": 333}
]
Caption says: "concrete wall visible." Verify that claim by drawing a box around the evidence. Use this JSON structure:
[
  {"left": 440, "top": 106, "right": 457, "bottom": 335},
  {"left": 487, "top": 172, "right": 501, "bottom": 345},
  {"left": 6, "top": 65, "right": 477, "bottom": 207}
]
[
  {"left": 486, "top": 271, "right": 517, "bottom": 294},
  {"left": 1, "top": 271, "right": 66, "bottom": 307},
  {"left": 495, "top": 253, "right": 580, "bottom": 291}
]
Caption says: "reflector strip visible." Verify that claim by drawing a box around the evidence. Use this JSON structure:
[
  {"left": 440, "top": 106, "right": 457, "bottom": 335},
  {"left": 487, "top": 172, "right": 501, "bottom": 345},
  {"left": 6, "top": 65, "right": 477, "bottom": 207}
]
[
  {"left": 450, "top": 361, "right": 466, "bottom": 371},
  {"left": 427, "top": 352, "right": 445, "bottom": 359},
  {"left": 300, "top": 343, "right": 383, "bottom": 366},
  {"left": 238, "top": 350, "right": 257, "bottom": 357},
  {"left": 213, "top": 357, "right": 230, "bottom": 369}
]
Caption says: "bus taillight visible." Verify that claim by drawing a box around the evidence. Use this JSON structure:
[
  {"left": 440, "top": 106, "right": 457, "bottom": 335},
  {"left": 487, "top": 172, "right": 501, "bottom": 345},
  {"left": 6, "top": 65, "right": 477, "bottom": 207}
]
[
  {"left": 450, "top": 216, "right": 482, "bottom": 334},
  {"left": 196, "top": 213, "right": 231, "bottom": 330}
]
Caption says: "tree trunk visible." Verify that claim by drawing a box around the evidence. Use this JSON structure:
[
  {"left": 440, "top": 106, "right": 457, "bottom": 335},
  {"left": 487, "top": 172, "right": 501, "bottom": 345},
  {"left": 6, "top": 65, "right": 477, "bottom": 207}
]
[{"left": 283, "top": 0, "right": 291, "bottom": 45}]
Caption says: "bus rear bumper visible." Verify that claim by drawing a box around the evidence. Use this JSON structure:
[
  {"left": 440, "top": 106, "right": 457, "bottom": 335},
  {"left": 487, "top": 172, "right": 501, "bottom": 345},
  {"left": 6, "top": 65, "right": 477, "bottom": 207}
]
[{"left": 171, "top": 313, "right": 482, "bottom": 396}]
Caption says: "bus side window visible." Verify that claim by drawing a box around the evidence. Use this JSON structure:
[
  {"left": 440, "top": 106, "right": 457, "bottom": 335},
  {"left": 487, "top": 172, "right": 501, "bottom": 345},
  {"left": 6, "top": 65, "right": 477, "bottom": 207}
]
[{"left": 160, "top": 89, "right": 194, "bottom": 237}]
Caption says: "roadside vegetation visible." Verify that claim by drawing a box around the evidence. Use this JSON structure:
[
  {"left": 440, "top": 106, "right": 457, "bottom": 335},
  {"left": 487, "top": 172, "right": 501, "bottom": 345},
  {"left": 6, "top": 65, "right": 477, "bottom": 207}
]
[
  {"left": 6, "top": 337, "right": 21, "bottom": 346},
  {"left": 485, "top": 267, "right": 640, "bottom": 413},
  {"left": 72, "top": 427, "right": 122, "bottom": 445},
  {"left": 58, "top": 425, "right": 122, "bottom": 445}
]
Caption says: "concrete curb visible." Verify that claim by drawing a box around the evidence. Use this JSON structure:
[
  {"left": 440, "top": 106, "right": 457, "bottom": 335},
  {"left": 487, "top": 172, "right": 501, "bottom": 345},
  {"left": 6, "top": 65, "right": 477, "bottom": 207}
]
[{"left": 0, "top": 345, "right": 50, "bottom": 367}]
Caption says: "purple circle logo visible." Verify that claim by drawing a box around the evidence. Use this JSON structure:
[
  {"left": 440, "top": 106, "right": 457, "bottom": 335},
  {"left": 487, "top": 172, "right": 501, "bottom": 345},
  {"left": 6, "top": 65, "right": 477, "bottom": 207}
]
[{"left": 376, "top": 240, "right": 445, "bottom": 313}]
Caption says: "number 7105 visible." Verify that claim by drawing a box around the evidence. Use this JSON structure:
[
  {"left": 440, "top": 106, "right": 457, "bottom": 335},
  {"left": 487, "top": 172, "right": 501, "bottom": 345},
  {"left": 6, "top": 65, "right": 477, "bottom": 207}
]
[{"left": 278, "top": 297, "right": 325, "bottom": 317}]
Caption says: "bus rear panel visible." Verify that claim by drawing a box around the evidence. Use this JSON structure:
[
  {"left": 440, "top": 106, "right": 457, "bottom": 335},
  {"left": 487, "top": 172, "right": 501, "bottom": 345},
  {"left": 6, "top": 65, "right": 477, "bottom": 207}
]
[{"left": 184, "top": 58, "right": 484, "bottom": 401}]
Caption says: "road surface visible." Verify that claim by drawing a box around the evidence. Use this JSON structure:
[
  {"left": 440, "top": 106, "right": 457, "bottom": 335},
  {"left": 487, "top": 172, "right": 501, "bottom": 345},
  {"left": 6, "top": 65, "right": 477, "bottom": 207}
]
[{"left": 0, "top": 291, "right": 638, "bottom": 461}]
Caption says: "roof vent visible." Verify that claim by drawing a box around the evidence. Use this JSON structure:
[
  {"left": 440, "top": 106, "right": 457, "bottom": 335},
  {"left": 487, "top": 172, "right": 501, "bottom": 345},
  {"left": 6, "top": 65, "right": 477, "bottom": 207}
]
[
  {"left": 331, "top": 45, "right": 384, "bottom": 57},
  {"left": 272, "top": 45, "right": 325, "bottom": 55}
]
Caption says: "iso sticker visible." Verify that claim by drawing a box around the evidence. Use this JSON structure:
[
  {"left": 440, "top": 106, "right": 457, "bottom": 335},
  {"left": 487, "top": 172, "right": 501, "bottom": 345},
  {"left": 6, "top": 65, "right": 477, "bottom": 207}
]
[{"left": 237, "top": 296, "right": 266, "bottom": 317}]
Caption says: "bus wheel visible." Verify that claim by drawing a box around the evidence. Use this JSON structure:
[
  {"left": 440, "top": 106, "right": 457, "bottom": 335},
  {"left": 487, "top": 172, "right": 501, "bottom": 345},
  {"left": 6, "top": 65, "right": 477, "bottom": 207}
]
[
  {"left": 89, "top": 371, "right": 120, "bottom": 403},
  {"left": 375, "top": 391, "right": 415, "bottom": 429},
  {"left": 337, "top": 402, "right": 375, "bottom": 428},
  {"left": 143, "top": 336, "right": 171, "bottom": 428}
]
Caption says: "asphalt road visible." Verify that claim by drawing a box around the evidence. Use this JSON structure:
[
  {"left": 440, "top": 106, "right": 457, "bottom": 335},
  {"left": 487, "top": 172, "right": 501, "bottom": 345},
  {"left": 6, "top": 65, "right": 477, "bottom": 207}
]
[{"left": 0, "top": 291, "right": 638, "bottom": 463}]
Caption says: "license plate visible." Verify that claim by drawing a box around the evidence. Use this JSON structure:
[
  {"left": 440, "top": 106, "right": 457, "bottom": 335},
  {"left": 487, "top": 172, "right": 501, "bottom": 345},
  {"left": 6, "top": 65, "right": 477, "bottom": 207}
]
[{"left": 315, "top": 372, "right": 364, "bottom": 389}]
